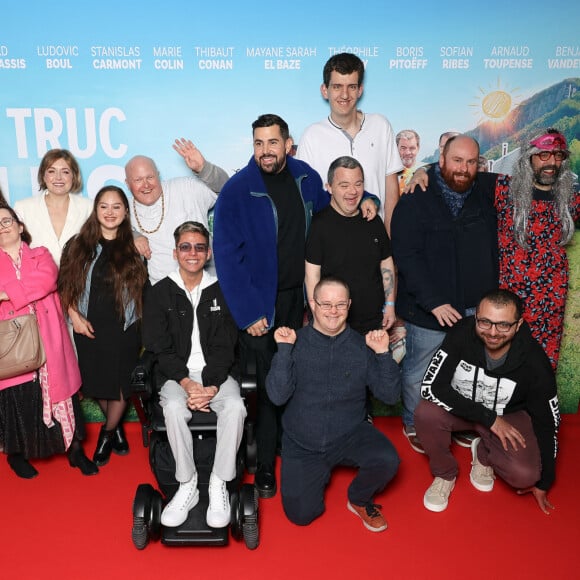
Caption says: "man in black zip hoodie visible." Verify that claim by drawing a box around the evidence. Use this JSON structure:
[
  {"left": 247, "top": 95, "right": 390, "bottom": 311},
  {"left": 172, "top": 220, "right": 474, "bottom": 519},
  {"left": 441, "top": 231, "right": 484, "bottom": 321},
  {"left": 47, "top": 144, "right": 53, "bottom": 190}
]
[
  {"left": 415, "top": 289, "right": 559, "bottom": 514},
  {"left": 143, "top": 221, "right": 246, "bottom": 530}
]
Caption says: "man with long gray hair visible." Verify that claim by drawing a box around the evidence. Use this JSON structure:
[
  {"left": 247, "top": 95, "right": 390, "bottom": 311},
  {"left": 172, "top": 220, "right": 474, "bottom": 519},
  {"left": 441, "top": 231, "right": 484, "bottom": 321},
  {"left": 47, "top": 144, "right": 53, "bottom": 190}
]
[{"left": 495, "top": 129, "right": 579, "bottom": 370}]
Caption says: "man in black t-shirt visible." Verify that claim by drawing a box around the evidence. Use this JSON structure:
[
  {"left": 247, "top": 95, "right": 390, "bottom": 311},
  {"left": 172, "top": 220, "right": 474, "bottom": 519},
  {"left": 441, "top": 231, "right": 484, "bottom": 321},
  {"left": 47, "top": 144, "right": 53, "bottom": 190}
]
[{"left": 305, "top": 156, "right": 397, "bottom": 336}]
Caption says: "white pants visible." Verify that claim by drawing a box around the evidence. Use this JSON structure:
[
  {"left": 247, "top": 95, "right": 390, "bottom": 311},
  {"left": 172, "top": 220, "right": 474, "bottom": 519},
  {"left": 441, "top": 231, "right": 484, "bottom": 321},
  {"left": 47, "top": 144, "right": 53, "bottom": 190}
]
[{"left": 159, "top": 374, "right": 246, "bottom": 483}]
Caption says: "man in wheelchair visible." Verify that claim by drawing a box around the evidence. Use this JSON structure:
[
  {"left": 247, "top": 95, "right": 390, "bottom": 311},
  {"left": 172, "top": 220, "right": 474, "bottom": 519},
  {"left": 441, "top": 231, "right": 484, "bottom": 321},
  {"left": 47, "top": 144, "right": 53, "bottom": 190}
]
[{"left": 143, "top": 221, "right": 246, "bottom": 529}]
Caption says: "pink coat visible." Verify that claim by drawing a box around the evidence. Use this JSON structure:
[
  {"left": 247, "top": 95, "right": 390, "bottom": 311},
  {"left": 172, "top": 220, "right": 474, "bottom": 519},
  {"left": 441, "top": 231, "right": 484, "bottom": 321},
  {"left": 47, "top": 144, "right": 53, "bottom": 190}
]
[{"left": 0, "top": 243, "right": 81, "bottom": 401}]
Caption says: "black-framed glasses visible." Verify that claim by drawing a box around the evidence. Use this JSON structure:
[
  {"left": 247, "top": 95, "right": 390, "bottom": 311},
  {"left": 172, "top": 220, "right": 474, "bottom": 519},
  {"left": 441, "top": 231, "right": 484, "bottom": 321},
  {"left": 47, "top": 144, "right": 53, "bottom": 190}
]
[
  {"left": 314, "top": 300, "right": 349, "bottom": 311},
  {"left": 534, "top": 150, "right": 568, "bottom": 161},
  {"left": 475, "top": 317, "right": 519, "bottom": 333},
  {"left": 0, "top": 217, "right": 16, "bottom": 228},
  {"left": 177, "top": 242, "right": 209, "bottom": 253}
]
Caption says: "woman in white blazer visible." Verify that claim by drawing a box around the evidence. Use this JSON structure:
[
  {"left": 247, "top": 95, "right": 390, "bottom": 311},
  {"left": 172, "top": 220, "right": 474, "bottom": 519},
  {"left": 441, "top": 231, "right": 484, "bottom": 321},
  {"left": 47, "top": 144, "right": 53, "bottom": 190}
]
[{"left": 14, "top": 149, "right": 92, "bottom": 266}]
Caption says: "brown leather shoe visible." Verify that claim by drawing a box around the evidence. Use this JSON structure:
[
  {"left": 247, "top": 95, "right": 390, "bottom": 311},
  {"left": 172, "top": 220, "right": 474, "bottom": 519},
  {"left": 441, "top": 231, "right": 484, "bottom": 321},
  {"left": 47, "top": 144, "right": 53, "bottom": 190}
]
[{"left": 347, "top": 501, "right": 387, "bottom": 532}]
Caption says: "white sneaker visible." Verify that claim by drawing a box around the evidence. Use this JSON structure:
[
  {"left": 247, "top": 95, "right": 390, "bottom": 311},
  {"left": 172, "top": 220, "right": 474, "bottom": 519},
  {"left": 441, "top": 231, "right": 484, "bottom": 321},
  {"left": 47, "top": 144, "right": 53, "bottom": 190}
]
[
  {"left": 423, "top": 477, "right": 456, "bottom": 512},
  {"left": 470, "top": 437, "right": 495, "bottom": 492},
  {"left": 161, "top": 476, "right": 199, "bottom": 527},
  {"left": 206, "top": 472, "right": 231, "bottom": 528}
]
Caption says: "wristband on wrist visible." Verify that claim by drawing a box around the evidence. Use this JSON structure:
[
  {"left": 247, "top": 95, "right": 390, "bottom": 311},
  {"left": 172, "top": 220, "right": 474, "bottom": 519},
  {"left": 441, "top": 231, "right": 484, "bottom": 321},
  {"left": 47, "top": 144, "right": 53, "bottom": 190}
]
[{"left": 384, "top": 301, "right": 395, "bottom": 306}]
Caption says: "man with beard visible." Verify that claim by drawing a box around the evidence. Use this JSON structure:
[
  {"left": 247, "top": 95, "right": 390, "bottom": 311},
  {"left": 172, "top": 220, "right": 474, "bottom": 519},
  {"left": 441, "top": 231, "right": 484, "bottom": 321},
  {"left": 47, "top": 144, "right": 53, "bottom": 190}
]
[
  {"left": 213, "top": 115, "right": 376, "bottom": 499},
  {"left": 495, "top": 129, "right": 579, "bottom": 370},
  {"left": 391, "top": 135, "right": 499, "bottom": 453},
  {"left": 415, "top": 289, "right": 559, "bottom": 515}
]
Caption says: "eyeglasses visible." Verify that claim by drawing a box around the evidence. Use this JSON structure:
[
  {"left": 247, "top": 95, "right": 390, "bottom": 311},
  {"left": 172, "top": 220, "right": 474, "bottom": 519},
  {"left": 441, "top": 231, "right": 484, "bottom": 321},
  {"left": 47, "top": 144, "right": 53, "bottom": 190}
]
[
  {"left": 0, "top": 217, "right": 16, "bottom": 228},
  {"left": 177, "top": 242, "right": 209, "bottom": 253},
  {"left": 534, "top": 150, "right": 568, "bottom": 161},
  {"left": 314, "top": 300, "right": 349, "bottom": 311},
  {"left": 475, "top": 317, "right": 519, "bottom": 333}
]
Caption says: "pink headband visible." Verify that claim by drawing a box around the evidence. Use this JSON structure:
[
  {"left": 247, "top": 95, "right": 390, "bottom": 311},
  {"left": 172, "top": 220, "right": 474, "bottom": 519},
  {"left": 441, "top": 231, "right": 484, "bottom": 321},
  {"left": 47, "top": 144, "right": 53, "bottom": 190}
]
[{"left": 529, "top": 132, "right": 567, "bottom": 151}]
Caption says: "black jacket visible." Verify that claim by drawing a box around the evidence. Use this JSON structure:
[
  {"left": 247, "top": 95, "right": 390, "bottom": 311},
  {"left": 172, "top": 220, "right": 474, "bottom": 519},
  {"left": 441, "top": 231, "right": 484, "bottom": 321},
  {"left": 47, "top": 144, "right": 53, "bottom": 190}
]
[
  {"left": 143, "top": 275, "right": 239, "bottom": 389},
  {"left": 392, "top": 166, "right": 499, "bottom": 330},
  {"left": 421, "top": 316, "right": 560, "bottom": 490}
]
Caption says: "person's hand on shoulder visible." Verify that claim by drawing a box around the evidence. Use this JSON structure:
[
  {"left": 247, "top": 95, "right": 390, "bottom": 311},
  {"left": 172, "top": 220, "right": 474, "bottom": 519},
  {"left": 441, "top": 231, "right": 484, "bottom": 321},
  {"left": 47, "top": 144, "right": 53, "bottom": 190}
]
[
  {"left": 360, "top": 198, "right": 377, "bottom": 221},
  {"left": 402, "top": 166, "right": 429, "bottom": 194}
]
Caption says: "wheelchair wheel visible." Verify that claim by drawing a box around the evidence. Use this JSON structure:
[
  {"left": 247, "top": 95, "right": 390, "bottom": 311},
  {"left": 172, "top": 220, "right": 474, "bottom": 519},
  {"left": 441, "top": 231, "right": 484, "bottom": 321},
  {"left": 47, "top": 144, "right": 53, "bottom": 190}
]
[
  {"left": 132, "top": 483, "right": 163, "bottom": 550},
  {"left": 244, "top": 423, "right": 257, "bottom": 474},
  {"left": 241, "top": 484, "right": 259, "bottom": 550},
  {"left": 230, "top": 490, "right": 242, "bottom": 541}
]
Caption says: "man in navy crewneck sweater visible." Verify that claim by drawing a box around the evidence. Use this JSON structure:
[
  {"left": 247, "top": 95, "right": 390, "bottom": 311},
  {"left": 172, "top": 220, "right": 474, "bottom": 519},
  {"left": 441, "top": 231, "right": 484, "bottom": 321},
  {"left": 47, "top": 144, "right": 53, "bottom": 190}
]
[{"left": 266, "top": 277, "right": 401, "bottom": 532}]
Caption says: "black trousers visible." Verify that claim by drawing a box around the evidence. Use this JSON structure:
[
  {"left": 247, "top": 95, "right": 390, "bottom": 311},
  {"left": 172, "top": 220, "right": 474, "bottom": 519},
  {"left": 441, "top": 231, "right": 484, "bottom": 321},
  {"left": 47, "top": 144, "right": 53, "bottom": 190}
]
[{"left": 239, "top": 287, "right": 304, "bottom": 466}]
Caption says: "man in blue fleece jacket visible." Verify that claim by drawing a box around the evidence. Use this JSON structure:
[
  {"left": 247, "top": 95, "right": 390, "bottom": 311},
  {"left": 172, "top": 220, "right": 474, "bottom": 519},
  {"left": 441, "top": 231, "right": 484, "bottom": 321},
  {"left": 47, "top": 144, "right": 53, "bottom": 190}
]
[{"left": 213, "top": 114, "right": 377, "bottom": 499}]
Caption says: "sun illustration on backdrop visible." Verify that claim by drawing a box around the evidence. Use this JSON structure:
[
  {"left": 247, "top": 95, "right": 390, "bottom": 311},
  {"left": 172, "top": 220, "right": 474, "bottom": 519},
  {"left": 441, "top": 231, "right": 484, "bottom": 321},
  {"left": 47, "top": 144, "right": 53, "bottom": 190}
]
[{"left": 471, "top": 78, "right": 522, "bottom": 124}]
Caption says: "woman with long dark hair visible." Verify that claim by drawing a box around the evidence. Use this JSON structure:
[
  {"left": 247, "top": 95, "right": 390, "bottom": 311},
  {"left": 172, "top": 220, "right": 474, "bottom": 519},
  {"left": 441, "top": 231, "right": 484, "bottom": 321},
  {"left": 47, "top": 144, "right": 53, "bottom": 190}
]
[
  {"left": 59, "top": 186, "right": 148, "bottom": 466},
  {"left": 0, "top": 205, "right": 96, "bottom": 477}
]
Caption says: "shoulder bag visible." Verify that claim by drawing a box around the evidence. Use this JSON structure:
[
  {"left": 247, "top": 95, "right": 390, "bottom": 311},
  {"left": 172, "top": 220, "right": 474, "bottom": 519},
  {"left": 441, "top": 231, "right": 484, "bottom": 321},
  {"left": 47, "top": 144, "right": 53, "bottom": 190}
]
[{"left": 0, "top": 313, "right": 46, "bottom": 380}]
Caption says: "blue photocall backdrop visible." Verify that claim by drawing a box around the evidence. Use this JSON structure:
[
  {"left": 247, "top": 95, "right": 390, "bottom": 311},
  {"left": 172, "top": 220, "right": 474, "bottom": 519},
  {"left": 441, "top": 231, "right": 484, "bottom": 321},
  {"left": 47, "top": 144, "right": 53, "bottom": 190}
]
[{"left": 1, "top": 0, "right": 579, "bottom": 410}]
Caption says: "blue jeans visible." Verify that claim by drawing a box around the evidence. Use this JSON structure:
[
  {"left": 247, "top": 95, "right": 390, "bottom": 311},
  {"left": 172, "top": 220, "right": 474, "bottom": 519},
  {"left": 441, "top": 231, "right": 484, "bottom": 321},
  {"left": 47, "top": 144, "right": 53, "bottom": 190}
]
[{"left": 401, "top": 322, "right": 445, "bottom": 427}]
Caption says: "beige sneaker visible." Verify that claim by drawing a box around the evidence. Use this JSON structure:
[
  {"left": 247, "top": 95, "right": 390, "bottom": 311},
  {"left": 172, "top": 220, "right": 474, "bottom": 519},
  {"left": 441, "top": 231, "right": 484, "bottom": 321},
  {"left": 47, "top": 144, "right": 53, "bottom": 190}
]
[
  {"left": 423, "top": 477, "right": 456, "bottom": 512},
  {"left": 470, "top": 437, "right": 495, "bottom": 492}
]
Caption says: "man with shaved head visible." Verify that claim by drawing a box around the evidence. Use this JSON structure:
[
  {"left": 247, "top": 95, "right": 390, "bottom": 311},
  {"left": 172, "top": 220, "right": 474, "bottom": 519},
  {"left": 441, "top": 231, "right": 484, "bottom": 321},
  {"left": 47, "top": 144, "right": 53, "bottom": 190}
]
[{"left": 126, "top": 139, "right": 228, "bottom": 284}]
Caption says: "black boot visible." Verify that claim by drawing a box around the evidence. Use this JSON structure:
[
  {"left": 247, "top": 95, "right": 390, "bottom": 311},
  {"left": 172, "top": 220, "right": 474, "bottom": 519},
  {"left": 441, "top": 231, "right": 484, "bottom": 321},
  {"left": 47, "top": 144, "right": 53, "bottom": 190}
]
[
  {"left": 7, "top": 453, "right": 38, "bottom": 479},
  {"left": 255, "top": 463, "right": 277, "bottom": 499},
  {"left": 93, "top": 426, "right": 115, "bottom": 466},
  {"left": 68, "top": 444, "right": 99, "bottom": 476},
  {"left": 112, "top": 423, "right": 129, "bottom": 456}
]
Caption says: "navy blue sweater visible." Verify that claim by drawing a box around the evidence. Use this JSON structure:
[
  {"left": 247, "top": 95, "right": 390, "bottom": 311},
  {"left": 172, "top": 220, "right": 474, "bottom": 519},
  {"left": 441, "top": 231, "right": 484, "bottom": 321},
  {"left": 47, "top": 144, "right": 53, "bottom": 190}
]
[{"left": 266, "top": 324, "right": 401, "bottom": 452}]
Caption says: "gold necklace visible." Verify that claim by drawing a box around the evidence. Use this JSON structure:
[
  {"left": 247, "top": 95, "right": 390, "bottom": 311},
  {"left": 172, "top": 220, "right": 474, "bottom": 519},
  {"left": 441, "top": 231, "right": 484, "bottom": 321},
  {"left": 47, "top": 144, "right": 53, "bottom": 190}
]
[{"left": 132, "top": 191, "right": 165, "bottom": 234}]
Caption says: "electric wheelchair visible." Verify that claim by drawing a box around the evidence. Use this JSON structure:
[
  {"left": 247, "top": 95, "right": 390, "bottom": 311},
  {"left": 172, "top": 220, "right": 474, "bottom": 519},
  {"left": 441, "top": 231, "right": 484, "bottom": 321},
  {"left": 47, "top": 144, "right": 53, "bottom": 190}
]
[{"left": 129, "top": 349, "right": 259, "bottom": 550}]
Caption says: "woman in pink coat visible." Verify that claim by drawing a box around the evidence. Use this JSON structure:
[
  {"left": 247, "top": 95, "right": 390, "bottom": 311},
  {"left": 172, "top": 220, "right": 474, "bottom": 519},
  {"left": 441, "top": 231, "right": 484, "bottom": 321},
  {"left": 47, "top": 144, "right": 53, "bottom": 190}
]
[{"left": 0, "top": 206, "right": 97, "bottom": 478}]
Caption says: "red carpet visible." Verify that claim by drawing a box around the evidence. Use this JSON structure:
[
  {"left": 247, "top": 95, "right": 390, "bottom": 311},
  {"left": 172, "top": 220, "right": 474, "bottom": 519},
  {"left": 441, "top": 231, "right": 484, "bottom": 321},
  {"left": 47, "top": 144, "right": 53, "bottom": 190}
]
[{"left": 2, "top": 414, "right": 578, "bottom": 579}]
